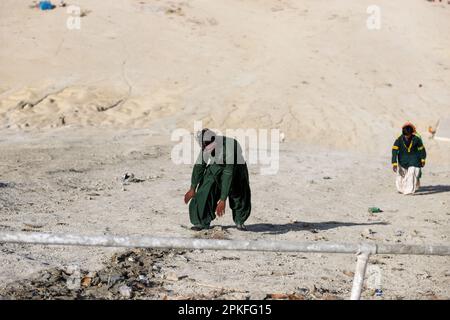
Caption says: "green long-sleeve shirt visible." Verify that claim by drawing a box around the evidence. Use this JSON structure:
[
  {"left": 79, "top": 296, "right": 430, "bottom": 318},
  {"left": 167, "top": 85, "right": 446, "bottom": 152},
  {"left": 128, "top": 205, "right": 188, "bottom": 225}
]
[
  {"left": 392, "top": 135, "right": 426, "bottom": 168},
  {"left": 191, "top": 136, "right": 242, "bottom": 201}
]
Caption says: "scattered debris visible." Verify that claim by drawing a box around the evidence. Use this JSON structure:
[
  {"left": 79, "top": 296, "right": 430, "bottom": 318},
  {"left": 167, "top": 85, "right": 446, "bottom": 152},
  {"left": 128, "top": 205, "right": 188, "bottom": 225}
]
[
  {"left": 265, "top": 293, "right": 305, "bottom": 300},
  {"left": 81, "top": 276, "right": 92, "bottom": 287},
  {"left": 391, "top": 267, "right": 405, "bottom": 271},
  {"left": 80, "top": 9, "right": 91, "bottom": 17},
  {"left": 418, "top": 271, "right": 432, "bottom": 280},
  {"left": 424, "top": 219, "right": 440, "bottom": 225},
  {"left": 118, "top": 285, "right": 132, "bottom": 298},
  {"left": 165, "top": 7, "right": 184, "bottom": 16},
  {"left": 147, "top": 174, "right": 163, "bottom": 180},
  {"left": 220, "top": 256, "right": 240, "bottom": 261},
  {"left": 308, "top": 285, "right": 343, "bottom": 300},
  {"left": 374, "top": 289, "right": 383, "bottom": 297},
  {"left": 368, "top": 207, "right": 383, "bottom": 214},
  {"left": 194, "top": 226, "right": 230, "bottom": 240},
  {"left": 361, "top": 228, "right": 376, "bottom": 240},
  {"left": 39, "top": 1, "right": 56, "bottom": 10},
  {"left": 0, "top": 182, "right": 11, "bottom": 188},
  {"left": 0, "top": 248, "right": 185, "bottom": 299},
  {"left": 121, "top": 172, "right": 145, "bottom": 184},
  {"left": 23, "top": 222, "right": 45, "bottom": 229},
  {"left": 165, "top": 272, "right": 181, "bottom": 282},
  {"left": 59, "top": 115, "right": 65, "bottom": 126},
  {"left": 343, "top": 270, "right": 355, "bottom": 277}
]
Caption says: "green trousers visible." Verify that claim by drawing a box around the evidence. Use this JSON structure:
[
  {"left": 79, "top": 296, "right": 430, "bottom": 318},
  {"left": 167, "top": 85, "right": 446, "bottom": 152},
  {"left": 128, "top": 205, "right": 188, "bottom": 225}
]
[{"left": 189, "top": 164, "right": 251, "bottom": 227}]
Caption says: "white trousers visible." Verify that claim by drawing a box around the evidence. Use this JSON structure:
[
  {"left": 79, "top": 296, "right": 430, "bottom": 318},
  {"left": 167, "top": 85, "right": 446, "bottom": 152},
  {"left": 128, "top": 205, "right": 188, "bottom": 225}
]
[{"left": 396, "top": 166, "right": 421, "bottom": 195}]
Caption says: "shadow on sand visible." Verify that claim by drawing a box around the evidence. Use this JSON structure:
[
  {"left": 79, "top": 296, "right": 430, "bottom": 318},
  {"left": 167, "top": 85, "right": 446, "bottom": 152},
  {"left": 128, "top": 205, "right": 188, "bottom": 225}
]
[
  {"left": 224, "top": 221, "right": 388, "bottom": 235},
  {"left": 415, "top": 185, "right": 450, "bottom": 196}
]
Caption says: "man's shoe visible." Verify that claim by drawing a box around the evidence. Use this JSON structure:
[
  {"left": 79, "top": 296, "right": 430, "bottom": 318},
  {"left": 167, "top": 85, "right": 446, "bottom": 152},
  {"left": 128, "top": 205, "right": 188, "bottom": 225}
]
[
  {"left": 236, "top": 224, "right": 247, "bottom": 231},
  {"left": 191, "top": 225, "right": 210, "bottom": 231}
]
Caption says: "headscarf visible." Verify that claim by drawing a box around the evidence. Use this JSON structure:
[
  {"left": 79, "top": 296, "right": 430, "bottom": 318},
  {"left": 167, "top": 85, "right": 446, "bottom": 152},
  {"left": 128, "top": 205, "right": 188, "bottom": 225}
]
[
  {"left": 195, "top": 128, "right": 217, "bottom": 152},
  {"left": 402, "top": 122, "right": 417, "bottom": 134}
]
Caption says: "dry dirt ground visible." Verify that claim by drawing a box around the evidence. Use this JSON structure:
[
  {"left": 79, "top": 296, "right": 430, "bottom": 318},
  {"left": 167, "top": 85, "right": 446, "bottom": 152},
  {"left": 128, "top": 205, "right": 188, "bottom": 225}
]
[
  {"left": 1, "top": 0, "right": 449, "bottom": 300},
  {"left": 0, "top": 128, "right": 449, "bottom": 299}
]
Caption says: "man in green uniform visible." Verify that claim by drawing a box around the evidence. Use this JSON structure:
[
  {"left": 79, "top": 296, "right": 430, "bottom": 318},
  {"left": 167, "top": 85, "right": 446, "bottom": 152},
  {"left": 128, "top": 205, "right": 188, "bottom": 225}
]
[
  {"left": 392, "top": 122, "right": 427, "bottom": 194},
  {"left": 184, "top": 129, "right": 251, "bottom": 231}
]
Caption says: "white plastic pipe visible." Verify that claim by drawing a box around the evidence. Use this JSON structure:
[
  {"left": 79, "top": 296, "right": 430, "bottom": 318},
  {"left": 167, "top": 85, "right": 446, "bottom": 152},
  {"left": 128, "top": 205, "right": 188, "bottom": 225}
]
[
  {"left": 0, "top": 232, "right": 449, "bottom": 255},
  {"left": 1, "top": 231, "right": 449, "bottom": 300},
  {"left": 350, "top": 252, "right": 370, "bottom": 300}
]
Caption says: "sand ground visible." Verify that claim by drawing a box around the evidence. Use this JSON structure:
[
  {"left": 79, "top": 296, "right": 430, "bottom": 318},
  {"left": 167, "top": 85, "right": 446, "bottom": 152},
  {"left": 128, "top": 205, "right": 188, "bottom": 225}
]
[
  {"left": 0, "top": 0, "right": 449, "bottom": 299},
  {"left": 0, "top": 128, "right": 449, "bottom": 299}
]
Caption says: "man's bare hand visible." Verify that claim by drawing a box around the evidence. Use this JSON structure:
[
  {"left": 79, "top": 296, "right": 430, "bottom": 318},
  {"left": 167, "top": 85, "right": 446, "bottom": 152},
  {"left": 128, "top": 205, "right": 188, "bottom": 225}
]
[
  {"left": 184, "top": 188, "right": 196, "bottom": 204},
  {"left": 216, "top": 200, "right": 226, "bottom": 217},
  {"left": 393, "top": 165, "right": 397, "bottom": 173}
]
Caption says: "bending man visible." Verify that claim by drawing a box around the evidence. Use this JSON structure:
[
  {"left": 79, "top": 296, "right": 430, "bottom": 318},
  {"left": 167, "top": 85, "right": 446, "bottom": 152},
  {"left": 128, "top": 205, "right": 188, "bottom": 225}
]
[{"left": 184, "top": 129, "right": 251, "bottom": 231}]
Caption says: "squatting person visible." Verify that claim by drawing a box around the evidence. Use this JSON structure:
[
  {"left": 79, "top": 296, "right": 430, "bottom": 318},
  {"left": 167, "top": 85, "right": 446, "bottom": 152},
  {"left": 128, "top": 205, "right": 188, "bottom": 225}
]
[
  {"left": 184, "top": 129, "right": 251, "bottom": 231},
  {"left": 392, "top": 122, "right": 427, "bottom": 195}
]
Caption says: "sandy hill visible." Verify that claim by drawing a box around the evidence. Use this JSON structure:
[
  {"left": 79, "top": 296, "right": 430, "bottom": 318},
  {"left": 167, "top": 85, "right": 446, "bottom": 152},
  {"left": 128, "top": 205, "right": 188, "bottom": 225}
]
[{"left": 0, "top": 0, "right": 449, "bottom": 161}]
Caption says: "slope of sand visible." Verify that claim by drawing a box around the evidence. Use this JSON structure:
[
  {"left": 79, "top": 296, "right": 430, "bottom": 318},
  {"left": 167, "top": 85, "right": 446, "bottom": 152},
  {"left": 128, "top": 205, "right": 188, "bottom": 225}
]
[
  {"left": 1, "top": 0, "right": 449, "bottom": 158},
  {"left": 0, "top": 0, "right": 449, "bottom": 299}
]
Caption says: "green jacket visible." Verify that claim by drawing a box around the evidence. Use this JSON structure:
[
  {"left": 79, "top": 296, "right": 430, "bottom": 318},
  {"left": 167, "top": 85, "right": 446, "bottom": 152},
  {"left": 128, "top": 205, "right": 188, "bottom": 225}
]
[
  {"left": 191, "top": 136, "right": 245, "bottom": 201},
  {"left": 392, "top": 134, "right": 426, "bottom": 168}
]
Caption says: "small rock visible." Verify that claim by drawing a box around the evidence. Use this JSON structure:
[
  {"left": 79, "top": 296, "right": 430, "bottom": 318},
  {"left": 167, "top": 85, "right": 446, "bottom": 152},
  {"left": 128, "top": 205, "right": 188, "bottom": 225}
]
[
  {"left": 249, "top": 292, "right": 267, "bottom": 300},
  {"left": 147, "top": 175, "right": 162, "bottom": 180},
  {"left": 419, "top": 272, "right": 432, "bottom": 280},
  {"left": 64, "top": 265, "right": 79, "bottom": 275},
  {"left": 165, "top": 272, "right": 180, "bottom": 281},
  {"left": 177, "top": 255, "right": 189, "bottom": 262},
  {"left": 343, "top": 270, "right": 355, "bottom": 277},
  {"left": 296, "top": 287, "right": 310, "bottom": 295},
  {"left": 98, "top": 272, "right": 109, "bottom": 283},
  {"left": 138, "top": 275, "right": 150, "bottom": 284},
  {"left": 121, "top": 172, "right": 145, "bottom": 184},
  {"left": 108, "top": 274, "right": 123, "bottom": 286},
  {"left": 119, "top": 285, "right": 132, "bottom": 298},
  {"left": 81, "top": 276, "right": 92, "bottom": 287},
  {"left": 23, "top": 222, "right": 45, "bottom": 229},
  {"left": 392, "top": 267, "right": 405, "bottom": 271},
  {"left": 152, "top": 265, "right": 161, "bottom": 271}
]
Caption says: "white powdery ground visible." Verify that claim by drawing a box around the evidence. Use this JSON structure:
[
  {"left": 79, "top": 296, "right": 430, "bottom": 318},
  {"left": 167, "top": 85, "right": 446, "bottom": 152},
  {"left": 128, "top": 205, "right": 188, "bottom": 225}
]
[{"left": 0, "top": 128, "right": 448, "bottom": 299}]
